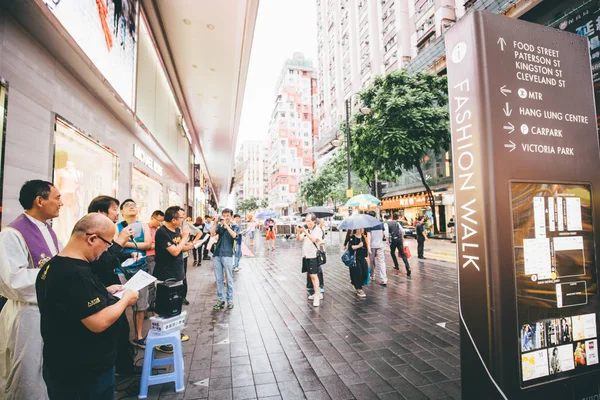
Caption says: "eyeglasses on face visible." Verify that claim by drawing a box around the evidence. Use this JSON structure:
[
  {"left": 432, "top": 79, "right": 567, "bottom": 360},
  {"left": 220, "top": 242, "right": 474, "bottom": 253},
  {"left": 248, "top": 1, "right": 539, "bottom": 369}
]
[
  {"left": 123, "top": 202, "right": 138, "bottom": 208},
  {"left": 86, "top": 233, "right": 113, "bottom": 248}
]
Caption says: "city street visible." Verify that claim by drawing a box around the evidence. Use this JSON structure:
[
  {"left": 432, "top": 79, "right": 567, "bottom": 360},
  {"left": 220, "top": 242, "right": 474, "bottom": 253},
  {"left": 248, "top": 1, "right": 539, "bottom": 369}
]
[{"left": 118, "top": 236, "right": 461, "bottom": 399}]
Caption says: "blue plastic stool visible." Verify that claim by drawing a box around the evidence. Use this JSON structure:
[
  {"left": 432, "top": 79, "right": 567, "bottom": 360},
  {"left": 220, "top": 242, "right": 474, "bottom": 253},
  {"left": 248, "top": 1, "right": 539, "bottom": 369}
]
[{"left": 138, "top": 329, "right": 185, "bottom": 399}]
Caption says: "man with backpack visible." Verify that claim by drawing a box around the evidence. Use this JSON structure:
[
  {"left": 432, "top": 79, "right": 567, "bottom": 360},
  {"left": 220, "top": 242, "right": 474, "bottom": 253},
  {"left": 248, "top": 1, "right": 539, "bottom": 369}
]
[{"left": 386, "top": 214, "right": 411, "bottom": 276}]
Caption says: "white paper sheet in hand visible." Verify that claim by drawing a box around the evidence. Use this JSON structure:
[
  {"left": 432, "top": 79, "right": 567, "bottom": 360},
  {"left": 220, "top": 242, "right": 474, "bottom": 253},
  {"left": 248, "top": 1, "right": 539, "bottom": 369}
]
[
  {"left": 113, "top": 270, "right": 157, "bottom": 298},
  {"left": 194, "top": 235, "right": 210, "bottom": 249}
]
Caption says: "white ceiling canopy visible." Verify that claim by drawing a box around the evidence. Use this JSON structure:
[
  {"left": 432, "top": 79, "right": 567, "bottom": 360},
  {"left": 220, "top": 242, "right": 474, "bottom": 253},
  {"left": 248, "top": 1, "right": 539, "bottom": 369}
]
[{"left": 147, "top": 0, "right": 259, "bottom": 204}]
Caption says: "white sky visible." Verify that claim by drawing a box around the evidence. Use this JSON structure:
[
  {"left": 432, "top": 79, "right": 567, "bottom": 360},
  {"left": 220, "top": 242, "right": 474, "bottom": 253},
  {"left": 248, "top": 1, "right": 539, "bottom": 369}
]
[{"left": 236, "top": 0, "right": 317, "bottom": 152}]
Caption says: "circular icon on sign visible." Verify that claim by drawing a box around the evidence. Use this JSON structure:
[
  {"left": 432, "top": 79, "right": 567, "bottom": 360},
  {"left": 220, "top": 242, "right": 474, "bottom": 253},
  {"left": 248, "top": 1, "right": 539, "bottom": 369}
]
[
  {"left": 521, "top": 124, "right": 529, "bottom": 134},
  {"left": 551, "top": 272, "right": 557, "bottom": 280},
  {"left": 518, "top": 88, "right": 528, "bottom": 99},
  {"left": 531, "top": 275, "right": 538, "bottom": 282},
  {"left": 451, "top": 42, "right": 467, "bottom": 64}
]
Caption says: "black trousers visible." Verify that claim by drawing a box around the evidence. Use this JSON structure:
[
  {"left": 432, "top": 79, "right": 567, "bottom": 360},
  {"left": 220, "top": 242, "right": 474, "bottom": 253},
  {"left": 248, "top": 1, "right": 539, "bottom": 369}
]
[
  {"left": 183, "top": 257, "right": 188, "bottom": 299},
  {"left": 390, "top": 238, "right": 410, "bottom": 271},
  {"left": 417, "top": 236, "right": 425, "bottom": 258},
  {"left": 192, "top": 247, "right": 200, "bottom": 262},
  {"left": 115, "top": 313, "right": 134, "bottom": 374},
  {"left": 350, "top": 257, "right": 368, "bottom": 290},
  {"left": 44, "top": 365, "right": 115, "bottom": 400}
]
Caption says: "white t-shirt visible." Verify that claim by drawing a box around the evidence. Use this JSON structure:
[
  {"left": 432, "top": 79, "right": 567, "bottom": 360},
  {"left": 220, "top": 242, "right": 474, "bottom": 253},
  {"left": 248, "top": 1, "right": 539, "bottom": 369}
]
[{"left": 301, "top": 226, "right": 323, "bottom": 259}]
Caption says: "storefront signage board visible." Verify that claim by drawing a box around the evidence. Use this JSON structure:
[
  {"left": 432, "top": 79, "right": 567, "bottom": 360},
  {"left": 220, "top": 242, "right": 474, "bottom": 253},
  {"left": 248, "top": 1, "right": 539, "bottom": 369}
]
[
  {"left": 133, "top": 144, "right": 163, "bottom": 176},
  {"left": 446, "top": 11, "right": 600, "bottom": 399}
]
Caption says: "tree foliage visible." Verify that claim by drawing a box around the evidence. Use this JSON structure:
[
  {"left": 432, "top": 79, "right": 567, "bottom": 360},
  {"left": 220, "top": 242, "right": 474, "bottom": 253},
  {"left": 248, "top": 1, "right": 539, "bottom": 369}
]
[
  {"left": 236, "top": 197, "right": 260, "bottom": 214},
  {"left": 351, "top": 70, "right": 450, "bottom": 232},
  {"left": 299, "top": 148, "right": 369, "bottom": 208}
]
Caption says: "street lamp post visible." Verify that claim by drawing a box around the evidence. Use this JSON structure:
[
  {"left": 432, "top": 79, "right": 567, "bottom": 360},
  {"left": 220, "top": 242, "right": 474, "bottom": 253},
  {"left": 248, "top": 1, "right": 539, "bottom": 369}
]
[{"left": 330, "top": 96, "right": 370, "bottom": 216}]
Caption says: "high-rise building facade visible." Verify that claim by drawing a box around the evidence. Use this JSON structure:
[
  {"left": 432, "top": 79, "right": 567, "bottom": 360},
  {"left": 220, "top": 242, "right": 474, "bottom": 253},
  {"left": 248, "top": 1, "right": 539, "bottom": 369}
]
[
  {"left": 236, "top": 140, "right": 268, "bottom": 201},
  {"left": 267, "top": 53, "right": 319, "bottom": 216},
  {"left": 315, "top": 0, "right": 577, "bottom": 233},
  {"left": 315, "top": 0, "right": 462, "bottom": 154}
]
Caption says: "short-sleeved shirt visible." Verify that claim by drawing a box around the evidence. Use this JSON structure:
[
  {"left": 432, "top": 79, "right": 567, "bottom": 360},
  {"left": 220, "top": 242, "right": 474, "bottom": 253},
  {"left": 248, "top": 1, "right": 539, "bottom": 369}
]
[
  {"left": 366, "top": 223, "right": 385, "bottom": 249},
  {"left": 117, "top": 221, "right": 146, "bottom": 267},
  {"left": 213, "top": 224, "right": 235, "bottom": 257},
  {"left": 146, "top": 225, "right": 158, "bottom": 257},
  {"left": 154, "top": 226, "right": 184, "bottom": 281},
  {"left": 36, "top": 256, "right": 119, "bottom": 381},
  {"left": 203, "top": 222, "right": 214, "bottom": 233},
  {"left": 301, "top": 226, "right": 323, "bottom": 259},
  {"left": 233, "top": 224, "right": 242, "bottom": 245}
]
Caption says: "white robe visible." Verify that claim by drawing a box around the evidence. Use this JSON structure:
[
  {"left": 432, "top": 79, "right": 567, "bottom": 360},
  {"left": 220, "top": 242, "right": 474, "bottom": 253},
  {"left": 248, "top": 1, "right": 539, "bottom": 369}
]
[{"left": 0, "top": 214, "right": 59, "bottom": 400}]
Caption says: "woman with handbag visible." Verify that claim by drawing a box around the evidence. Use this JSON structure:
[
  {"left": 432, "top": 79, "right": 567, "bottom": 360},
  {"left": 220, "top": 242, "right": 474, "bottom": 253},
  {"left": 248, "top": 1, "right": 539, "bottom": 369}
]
[
  {"left": 296, "top": 212, "right": 323, "bottom": 307},
  {"left": 347, "top": 228, "right": 368, "bottom": 298}
]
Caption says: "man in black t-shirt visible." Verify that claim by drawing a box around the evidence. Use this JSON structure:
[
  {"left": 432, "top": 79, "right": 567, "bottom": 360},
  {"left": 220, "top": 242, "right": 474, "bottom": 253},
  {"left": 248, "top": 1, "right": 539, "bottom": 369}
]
[
  {"left": 36, "top": 213, "right": 138, "bottom": 399},
  {"left": 154, "top": 206, "right": 192, "bottom": 283}
]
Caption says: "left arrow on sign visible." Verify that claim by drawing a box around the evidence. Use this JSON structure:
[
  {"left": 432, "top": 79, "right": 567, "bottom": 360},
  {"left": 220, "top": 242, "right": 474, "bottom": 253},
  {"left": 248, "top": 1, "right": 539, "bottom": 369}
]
[
  {"left": 498, "top": 37, "right": 506, "bottom": 51},
  {"left": 504, "top": 140, "right": 516, "bottom": 152},
  {"left": 500, "top": 85, "right": 511, "bottom": 96}
]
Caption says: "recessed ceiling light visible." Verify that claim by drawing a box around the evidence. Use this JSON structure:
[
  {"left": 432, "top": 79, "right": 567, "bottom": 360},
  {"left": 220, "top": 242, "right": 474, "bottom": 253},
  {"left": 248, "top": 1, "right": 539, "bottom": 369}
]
[
  {"left": 210, "top": 68, "right": 216, "bottom": 72},
  {"left": 183, "top": 19, "right": 191, "bottom": 25},
  {"left": 213, "top": 96, "right": 218, "bottom": 99},
  {"left": 192, "top": 64, "right": 198, "bottom": 68},
  {"left": 207, "top": 24, "right": 215, "bottom": 30}
]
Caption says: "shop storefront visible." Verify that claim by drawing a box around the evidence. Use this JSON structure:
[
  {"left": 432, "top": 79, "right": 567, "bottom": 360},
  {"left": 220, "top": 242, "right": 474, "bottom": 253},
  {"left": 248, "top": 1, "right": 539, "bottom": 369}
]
[
  {"left": 382, "top": 191, "right": 453, "bottom": 232},
  {"left": 52, "top": 117, "right": 118, "bottom": 243},
  {"left": 131, "top": 165, "right": 163, "bottom": 223},
  {"left": 168, "top": 188, "right": 182, "bottom": 207},
  {"left": 0, "top": 80, "right": 7, "bottom": 227}
]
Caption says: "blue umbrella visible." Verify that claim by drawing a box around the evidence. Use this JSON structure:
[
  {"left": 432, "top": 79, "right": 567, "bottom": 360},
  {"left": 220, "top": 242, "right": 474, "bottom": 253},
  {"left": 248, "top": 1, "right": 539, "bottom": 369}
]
[
  {"left": 256, "top": 210, "right": 278, "bottom": 219},
  {"left": 338, "top": 214, "right": 382, "bottom": 231}
]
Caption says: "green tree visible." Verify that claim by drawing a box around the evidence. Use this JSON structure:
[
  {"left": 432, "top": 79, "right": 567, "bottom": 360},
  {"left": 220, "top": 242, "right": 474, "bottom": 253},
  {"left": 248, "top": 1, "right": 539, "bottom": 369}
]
[
  {"left": 352, "top": 70, "right": 450, "bottom": 233},
  {"left": 260, "top": 198, "right": 269, "bottom": 209},
  {"left": 236, "top": 197, "right": 260, "bottom": 216}
]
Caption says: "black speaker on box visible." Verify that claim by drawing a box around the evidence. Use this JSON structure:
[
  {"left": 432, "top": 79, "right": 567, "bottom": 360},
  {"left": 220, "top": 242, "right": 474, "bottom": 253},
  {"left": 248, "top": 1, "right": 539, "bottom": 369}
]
[{"left": 155, "top": 281, "right": 184, "bottom": 317}]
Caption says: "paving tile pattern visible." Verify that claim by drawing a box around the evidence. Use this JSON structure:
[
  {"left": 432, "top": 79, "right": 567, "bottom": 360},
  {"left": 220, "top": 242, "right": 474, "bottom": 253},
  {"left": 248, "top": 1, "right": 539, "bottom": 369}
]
[{"left": 117, "top": 234, "right": 461, "bottom": 399}]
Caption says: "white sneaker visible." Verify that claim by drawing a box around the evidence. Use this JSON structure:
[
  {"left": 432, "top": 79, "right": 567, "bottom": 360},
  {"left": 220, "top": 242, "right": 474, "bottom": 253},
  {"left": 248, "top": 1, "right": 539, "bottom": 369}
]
[
  {"left": 357, "top": 290, "right": 366, "bottom": 298},
  {"left": 308, "top": 294, "right": 323, "bottom": 300},
  {"left": 313, "top": 295, "right": 320, "bottom": 307}
]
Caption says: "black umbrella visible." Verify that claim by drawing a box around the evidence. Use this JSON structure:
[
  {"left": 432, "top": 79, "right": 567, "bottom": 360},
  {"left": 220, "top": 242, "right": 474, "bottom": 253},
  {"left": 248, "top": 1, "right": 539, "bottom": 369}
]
[{"left": 301, "top": 206, "right": 335, "bottom": 219}]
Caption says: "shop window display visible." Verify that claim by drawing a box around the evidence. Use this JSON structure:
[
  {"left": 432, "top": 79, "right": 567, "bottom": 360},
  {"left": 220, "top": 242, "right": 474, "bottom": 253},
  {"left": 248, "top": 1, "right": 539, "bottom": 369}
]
[
  {"left": 168, "top": 188, "right": 181, "bottom": 207},
  {"left": 0, "top": 82, "right": 7, "bottom": 228},
  {"left": 53, "top": 118, "right": 118, "bottom": 243},
  {"left": 131, "top": 166, "right": 163, "bottom": 222}
]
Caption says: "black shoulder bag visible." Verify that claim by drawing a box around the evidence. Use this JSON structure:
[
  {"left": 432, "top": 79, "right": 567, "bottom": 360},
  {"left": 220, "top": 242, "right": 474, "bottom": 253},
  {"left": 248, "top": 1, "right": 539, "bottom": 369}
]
[{"left": 308, "top": 229, "right": 326, "bottom": 266}]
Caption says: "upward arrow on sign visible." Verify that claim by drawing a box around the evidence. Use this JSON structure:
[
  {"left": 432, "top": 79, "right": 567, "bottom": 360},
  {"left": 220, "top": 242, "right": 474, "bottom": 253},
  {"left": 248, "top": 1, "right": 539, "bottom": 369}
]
[{"left": 498, "top": 37, "right": 506, "bottom": 51}]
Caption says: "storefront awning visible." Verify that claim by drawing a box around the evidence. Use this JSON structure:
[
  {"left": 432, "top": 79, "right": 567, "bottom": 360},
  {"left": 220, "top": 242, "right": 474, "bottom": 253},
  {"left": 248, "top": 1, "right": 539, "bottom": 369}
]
[{"left": 381, "top": 192, "right": 443, "bottom": 210}]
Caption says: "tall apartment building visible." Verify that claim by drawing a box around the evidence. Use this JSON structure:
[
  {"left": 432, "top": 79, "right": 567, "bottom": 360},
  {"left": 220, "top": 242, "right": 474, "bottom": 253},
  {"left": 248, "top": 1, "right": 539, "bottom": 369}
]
[
  {"left": 315, "top": 0, "right": 577, "bottom": 232},
  {"left": 315, "top": 0, "right": 461, "bottom": 153},
  {"left": 236, "top": 140, "right": 268, "bottom": 201},
  {"left": 267, "top": 53, "right": 319, "bottom": 216}
]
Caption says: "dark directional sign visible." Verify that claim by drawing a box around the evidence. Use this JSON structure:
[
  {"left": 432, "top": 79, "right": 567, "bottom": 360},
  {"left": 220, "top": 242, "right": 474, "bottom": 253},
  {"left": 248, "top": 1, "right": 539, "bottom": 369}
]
[{"left": 446, "top": 11, "right": 600, "bottom": 400}]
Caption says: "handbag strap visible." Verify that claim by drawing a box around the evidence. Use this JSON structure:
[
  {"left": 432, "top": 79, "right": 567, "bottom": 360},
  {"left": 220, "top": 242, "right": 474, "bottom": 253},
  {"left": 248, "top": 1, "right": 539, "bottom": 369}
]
[{"left": 307, "top": 229, "right": 322, "bottom": 251}]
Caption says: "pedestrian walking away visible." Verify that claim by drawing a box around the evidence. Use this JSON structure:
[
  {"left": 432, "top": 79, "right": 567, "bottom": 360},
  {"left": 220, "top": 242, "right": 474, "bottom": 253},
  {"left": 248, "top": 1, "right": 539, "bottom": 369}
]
[
  {"left": 386, "top": 214, "right": 411, "bottom": 276},
  {"left": 211, "top": 208, "right": 237, "bottom": 310},
  {"left": 347, "top": 228, "right": 368, "bottom": 298},
  {"left": 296, "top": 212, "right": 323, "bottom": 307},
  {"left": 366, "top": 211, "right": 387, "bottom": 286},
  {"left": 416, "top": 215, "right": 427, "bottom": 260}
]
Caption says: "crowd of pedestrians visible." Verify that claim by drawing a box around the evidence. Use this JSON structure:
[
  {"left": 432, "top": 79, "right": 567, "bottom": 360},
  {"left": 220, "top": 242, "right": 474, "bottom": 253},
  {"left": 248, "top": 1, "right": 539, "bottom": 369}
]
[{"left": 0, "top": 178, "right": 431, "bottom": 399}]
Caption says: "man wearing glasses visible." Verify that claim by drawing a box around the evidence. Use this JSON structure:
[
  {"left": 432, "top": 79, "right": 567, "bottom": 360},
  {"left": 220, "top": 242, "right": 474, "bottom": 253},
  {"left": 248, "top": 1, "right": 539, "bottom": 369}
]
[
  {"left": 116, "top": 199, "right": 152, "bottom": 348},
  {"left": 36, "top": 213, "right": 139, "bottom": 399}
]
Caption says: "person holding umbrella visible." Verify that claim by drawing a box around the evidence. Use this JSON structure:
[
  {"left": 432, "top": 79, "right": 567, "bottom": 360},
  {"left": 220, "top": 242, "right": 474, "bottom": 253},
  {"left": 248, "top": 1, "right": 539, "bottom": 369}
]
[{"left": 347, "top": 228, "right": 368, "bottom": 298}]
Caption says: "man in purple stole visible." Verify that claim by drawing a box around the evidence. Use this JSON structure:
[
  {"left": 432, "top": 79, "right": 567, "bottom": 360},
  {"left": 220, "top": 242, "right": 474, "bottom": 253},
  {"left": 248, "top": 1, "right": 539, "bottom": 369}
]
[{"left": 0, "top": 180, "right": 62, "bottom": 400}]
